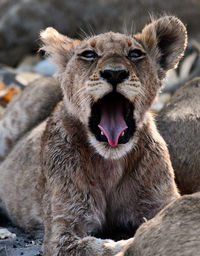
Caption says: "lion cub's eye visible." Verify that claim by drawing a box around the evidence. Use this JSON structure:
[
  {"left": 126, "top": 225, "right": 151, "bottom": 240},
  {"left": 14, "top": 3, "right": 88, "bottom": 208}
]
[
  {"left": 79, "top": 50, "right": 98, "bottom": 60},
  {"left": 128, "top": 49, "right": 145, "bottom": 60}
]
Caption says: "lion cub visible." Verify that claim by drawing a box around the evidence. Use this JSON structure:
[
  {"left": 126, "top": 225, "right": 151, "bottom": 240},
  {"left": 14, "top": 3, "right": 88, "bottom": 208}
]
[
  {"left": 118, "top": 192, "right": 200, "bottom": 256},
  {"left": 0, "top": 16, "right": 187, "bottom": 255}
]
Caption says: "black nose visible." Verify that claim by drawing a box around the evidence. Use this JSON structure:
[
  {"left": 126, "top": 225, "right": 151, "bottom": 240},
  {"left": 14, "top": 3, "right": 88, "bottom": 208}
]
[{"left": 100, "top": 69, "right": 129, "bottom": 87}]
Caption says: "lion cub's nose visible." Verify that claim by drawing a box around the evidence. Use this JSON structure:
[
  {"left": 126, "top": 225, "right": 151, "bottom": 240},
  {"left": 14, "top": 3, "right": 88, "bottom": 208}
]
[{"left": 100, "top": 69, "right": 129, "bottom": 88}]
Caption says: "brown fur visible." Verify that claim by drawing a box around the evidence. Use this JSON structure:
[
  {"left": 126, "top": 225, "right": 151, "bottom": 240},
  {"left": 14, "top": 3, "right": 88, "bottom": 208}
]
[
  {"left": 157, "top": 77, "right": 200, "bottom": 194},
  {"left": 118, "top": 192, "right": 200, "bottom": 256},
  {"left": 0, "top": 77, "right": 62, "bottom": 163},
  {"left": 0, "top": 16, "right": 187, "bottom": 255}
]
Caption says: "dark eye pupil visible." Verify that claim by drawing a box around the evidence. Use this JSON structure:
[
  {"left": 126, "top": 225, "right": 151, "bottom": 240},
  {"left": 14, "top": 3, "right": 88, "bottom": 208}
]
[
  {"left": 81, "top": 51, "right": 97, "bottom": 58},
  {"left": 128, "top": 49, "right": 143, "bottom": 58}
]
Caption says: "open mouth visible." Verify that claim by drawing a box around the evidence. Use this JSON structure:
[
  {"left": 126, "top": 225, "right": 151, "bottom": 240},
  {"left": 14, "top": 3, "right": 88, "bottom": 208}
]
[{"left": 89, "top": 92, "right": 136, "bottom": 147}]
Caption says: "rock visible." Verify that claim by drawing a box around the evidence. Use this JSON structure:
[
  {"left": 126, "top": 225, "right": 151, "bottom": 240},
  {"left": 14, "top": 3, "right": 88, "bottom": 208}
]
[
  {"left": 0, "top": 65, "right": 43, "bottom": 88},
  {"left": 118, "top": 193, "right": 200, "bottom": 256},
  {"left": 152, "top": 93, "right": 171, "bottom": 113},
  {"left": 33, "top": 58, "right": 57, "bottom": 76},
  {"left": 0, "top": 246, "right": 42, "bottom": 256},
  {"left": 0, "top": 87, "right": 21, "bottom": 108},
  {"left": 17, "top": 54, "right": 57, "bottom": 76},
  {"left": 0, "top": 65, "right": 24, "bottom": 89},
  {"left": 0, "top": 228, "right": 16, "bottom": 239},
  {"left": 0, "top": 225, "right": 42, "bottom": 256},
  {"left": 15, "top": 72, "right": 42, "bottom": 86},
  {"left": 0, "top": 0, "right": 20, "bottom": 17},
  {"left": 157, "top": 77, "right": 200, "bottom": 194},
  {"left": 0, "top": 65, "right": 43, "bottom": 107},
  {"left": 0, "top": 0, "right": 200, "bottom": 66},
  {"left": 0, "top": 245, "right": 42, "bottom": 256},
  {"left": 17, "top": 55, "right": 40, "bottom": 73},
  {"left": 0, "top": 69, "right": 22, "bottom": 107},
  {"left": 163, "top": 69, "right": 179, "bottom": 89}
]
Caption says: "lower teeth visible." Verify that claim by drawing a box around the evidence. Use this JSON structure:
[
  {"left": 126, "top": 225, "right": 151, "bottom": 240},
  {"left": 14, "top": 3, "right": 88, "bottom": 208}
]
[{"left": 121, "top": 131, "right": 125, "bottom": 137}]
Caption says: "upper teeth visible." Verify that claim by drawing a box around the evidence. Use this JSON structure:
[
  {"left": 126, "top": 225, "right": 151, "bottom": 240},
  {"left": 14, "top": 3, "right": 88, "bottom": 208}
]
[
  {"left": 121, "top": 131, "right": 125, "bottom": 137},
  {"left": 101, "top": 131, "right": 104, "bottom": 136}
]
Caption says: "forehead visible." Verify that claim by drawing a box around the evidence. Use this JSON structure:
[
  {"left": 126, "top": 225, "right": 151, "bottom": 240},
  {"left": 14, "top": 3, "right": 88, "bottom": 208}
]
[{"left": 78, "top": 32, "right": 142, "bottom": 52}]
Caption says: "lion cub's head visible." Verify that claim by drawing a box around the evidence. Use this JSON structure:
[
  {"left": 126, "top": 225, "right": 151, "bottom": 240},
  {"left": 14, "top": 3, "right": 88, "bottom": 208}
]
[{"left": 41, "top": 16, "right": 187, "bottom": 159}]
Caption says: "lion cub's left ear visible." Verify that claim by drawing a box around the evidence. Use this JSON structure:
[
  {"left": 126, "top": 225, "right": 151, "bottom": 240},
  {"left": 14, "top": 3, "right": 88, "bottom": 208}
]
[
  {"left": 40, "top": 27, "right": 81, "bottom": 69},
  {"left": 137, "top": 16, "right": 187, "bottom": 79}
]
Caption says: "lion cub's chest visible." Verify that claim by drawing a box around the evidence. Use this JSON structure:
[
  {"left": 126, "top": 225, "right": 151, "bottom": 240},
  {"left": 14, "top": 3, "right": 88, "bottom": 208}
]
[{"left": 90, "top": 159, "right": 138, "bottom": 240}]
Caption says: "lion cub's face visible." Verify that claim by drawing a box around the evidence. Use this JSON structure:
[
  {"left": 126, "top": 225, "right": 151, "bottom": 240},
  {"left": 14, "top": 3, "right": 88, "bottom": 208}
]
[{"left": 41, "top": 16, "right": 187, "bottom": 159}]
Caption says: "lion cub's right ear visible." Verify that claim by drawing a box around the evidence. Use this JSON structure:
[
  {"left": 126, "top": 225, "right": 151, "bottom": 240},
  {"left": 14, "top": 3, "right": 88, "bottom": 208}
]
[{"left": 40, "top": 27, "right": 81, "bottom": 69}]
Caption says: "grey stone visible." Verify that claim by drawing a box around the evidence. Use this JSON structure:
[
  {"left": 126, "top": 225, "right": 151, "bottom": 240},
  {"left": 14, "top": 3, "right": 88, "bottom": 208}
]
[
  {"left": 33, "top": 58, "right": 57, "bottom": 76},
  {"left": 0, "top": 0, "right": 200, "bottom": 66},
  {"left": 17, "top": 55, "right": 40, "bottom": 73}
]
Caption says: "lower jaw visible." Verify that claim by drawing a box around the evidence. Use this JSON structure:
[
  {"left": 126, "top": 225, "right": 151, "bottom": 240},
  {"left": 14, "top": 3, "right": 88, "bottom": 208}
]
[{"left": 88, "top": 134, "right": 136, "bottom": 160}]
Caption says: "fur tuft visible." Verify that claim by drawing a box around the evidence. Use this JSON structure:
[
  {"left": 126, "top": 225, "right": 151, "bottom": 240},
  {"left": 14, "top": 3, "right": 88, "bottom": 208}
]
[{"left": 40, "top": 27, "right": 81, "bottom": 69}]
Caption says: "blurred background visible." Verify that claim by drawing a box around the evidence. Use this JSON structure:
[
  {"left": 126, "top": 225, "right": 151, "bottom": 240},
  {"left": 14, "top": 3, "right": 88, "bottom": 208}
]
[{"left": 0, "top": 0, "right": 200, "bottom": 112}]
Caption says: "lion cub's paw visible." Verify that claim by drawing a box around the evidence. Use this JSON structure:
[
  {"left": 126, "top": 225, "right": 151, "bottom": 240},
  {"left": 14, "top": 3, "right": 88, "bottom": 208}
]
[{"left": 103, "top": 238, "right": 135, "bottom": 255}]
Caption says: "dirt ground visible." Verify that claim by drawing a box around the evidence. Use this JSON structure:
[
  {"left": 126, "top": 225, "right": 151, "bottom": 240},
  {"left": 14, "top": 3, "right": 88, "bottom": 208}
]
[{"left": 0, "top": 217, "right": 42, "bottom": 256}]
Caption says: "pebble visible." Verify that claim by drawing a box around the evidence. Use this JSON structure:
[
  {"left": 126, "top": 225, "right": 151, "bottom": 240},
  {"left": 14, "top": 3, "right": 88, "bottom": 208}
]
[
  {"left": 0, "top": 65, "right": 38, "bottom": 89},
  {"left": 163, "top": 69, "right": 179, "bottom": 88},
  {"left": 17, "top": 55, "right": 41, "bottom": 73},
  {"left": 0, "top": 228, "right": 16, "bottom": 239},
  {"left": 17, "top": 54, "right": 57, "bottom": 76},
  {"left": 15, "top": 72, "right": 42, "bottom": 86},
  {"left": 152, "top": 93, "right": 171, "bottom": 113},
  {"left": 33, "top": 58, "right": 57, "bottom": 76}
]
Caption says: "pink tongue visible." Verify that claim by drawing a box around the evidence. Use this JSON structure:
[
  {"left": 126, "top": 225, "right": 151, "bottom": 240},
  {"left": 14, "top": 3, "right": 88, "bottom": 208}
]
[{"left": 98, "top": 98, "right": 127, "bottom": 147}]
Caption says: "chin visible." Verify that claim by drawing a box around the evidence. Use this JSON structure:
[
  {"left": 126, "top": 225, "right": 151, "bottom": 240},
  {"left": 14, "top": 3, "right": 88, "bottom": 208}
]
[
  {"left": 88, "top": 133, "right": 138, "bottom": 159},
  {"left": 88, "top": 92, "right": 137, "bottom": 160}
]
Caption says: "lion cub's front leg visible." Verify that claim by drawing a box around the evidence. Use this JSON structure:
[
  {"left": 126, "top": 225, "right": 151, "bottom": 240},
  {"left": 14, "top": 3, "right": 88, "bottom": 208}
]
[{"left": 41, "top": 174, "right": 132, "bottom": 256}]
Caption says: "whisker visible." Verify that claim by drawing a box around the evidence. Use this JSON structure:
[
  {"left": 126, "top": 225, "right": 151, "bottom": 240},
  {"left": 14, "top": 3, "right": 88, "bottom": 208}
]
[
  {"left": 130, "top": 20, "right": 136, "bottom": 35},
  {"left": 122, "top": 19, "right": 128, "bottom": 36},
  {"left": 139, "top": 88, "right": 145, "bottom": 97},
  {"left": 87, "top": 23, "right": 96, "bottom": 37},
  {"left": 73, "top": 91, "right": 89, "bottom": 108},
  {"left": 79, "top": 95, "right": 91, "bottom": 108},
  {"left": 74, "top": 87, "right": 91, "bottom": 107},
  {"left": 73, "top": 86, "right": 87, "bottom": 98},
  {"left": 78, "top": 27, "right": 90, "bottom": 39},
  {"left": 74, "top": 91, "right": 85, "bottom": 105}
]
